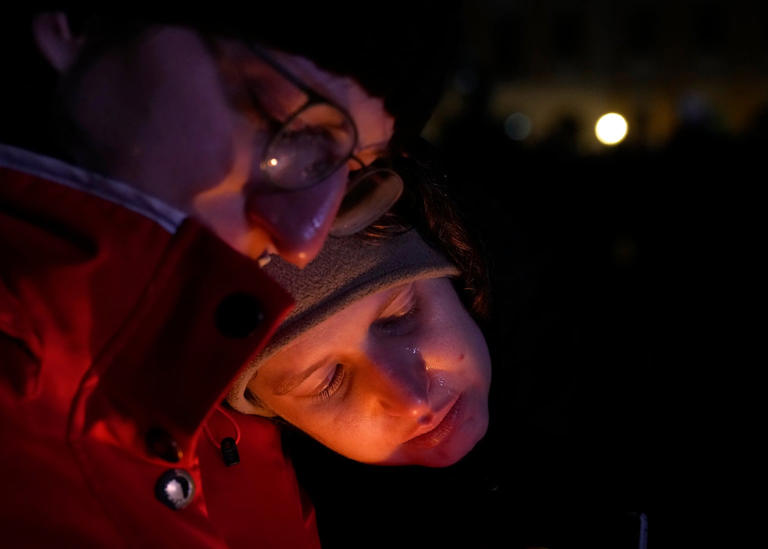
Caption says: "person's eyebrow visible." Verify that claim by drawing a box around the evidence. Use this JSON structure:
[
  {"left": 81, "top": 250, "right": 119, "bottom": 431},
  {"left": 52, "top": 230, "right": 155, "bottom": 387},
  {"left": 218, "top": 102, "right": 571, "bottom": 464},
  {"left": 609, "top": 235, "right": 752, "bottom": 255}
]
[
  {"left": 271, "top": 285, "right": 410, "bottom": 397},
  {"left": 272, "top": 357, "right": 329, "bottom": 396}
]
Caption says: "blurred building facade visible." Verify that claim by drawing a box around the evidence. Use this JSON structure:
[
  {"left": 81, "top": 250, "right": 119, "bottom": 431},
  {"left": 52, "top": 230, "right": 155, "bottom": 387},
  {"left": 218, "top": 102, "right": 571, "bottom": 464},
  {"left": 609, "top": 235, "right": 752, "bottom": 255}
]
[{"left": 428, "top": 0, "right": 768, "bottom": 153}]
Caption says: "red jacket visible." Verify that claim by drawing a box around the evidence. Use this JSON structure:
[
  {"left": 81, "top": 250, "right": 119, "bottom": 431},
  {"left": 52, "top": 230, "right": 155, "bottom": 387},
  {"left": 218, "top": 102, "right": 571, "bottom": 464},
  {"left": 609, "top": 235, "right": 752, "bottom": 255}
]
[{"left": 0, "top": 146, "right": 321, "bottom": 548}]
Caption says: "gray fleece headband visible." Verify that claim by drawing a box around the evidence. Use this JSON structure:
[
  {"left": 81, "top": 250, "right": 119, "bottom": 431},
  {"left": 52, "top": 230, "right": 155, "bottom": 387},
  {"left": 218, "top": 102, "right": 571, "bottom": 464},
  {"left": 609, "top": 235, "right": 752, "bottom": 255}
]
[{"left": 227, "top": 229, "right": 459, "bottom": 415}]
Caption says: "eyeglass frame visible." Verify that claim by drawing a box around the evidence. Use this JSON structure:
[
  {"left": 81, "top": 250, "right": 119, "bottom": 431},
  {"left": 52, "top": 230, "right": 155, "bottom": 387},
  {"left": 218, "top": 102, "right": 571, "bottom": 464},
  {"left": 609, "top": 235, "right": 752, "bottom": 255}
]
[
  {"left": 204, "top": 36, "right": 405, "bottom": 235},
  {"left": 244, "top": 42, "right": 376, "bottom": 190},
  {"left": 243, "top": 43, "right": 407, "bottom": 236}
]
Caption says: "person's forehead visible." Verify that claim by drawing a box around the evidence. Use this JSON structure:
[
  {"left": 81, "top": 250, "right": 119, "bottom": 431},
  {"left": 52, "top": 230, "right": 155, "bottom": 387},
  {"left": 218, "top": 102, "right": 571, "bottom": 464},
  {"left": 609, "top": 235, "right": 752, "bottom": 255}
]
[
  {"left": 266, "top": 47, "right": 395, "bottom": 152},
  {"left": 261, "top": 282, "right": 413, "bottom": 375},
  {"left": 212, "top": 36, "right": 394, "bottom": 153}
]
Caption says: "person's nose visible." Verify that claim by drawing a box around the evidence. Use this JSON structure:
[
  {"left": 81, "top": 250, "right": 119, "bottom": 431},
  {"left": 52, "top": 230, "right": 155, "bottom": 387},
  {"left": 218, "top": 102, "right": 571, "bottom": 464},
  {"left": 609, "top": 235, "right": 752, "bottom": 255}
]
[
  {"left": 371, "top": 348, "right": 434, "bottom": 423},
  {"left": 245, "top": 168, "right": 348, "bottom": 268}
]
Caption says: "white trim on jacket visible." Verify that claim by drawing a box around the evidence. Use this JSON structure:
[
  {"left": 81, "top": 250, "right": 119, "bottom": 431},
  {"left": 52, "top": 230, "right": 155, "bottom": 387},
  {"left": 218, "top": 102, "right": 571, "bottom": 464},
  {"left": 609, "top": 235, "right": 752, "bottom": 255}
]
[{"left": 0, "top": 143, "right": 186, "bottom": 233}]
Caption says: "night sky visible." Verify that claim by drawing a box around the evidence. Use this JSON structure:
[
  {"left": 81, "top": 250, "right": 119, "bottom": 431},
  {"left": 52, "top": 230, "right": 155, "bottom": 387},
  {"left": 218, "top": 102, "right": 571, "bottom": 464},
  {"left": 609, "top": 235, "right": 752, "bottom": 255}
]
[{"left": 285, "top": 2, "right": 759, "bottom": 547}]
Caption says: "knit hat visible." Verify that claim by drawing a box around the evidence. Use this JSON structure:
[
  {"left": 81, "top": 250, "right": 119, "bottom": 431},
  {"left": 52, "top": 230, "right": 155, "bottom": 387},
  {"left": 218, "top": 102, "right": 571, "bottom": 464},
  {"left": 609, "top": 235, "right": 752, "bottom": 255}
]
[{"left": 227, "top": 228, "right": 459, "bottom": 415}]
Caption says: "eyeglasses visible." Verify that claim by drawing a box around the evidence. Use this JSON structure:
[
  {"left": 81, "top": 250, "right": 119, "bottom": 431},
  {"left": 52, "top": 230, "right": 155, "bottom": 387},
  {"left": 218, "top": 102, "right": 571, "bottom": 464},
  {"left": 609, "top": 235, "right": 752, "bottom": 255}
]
[{"left": 243, "top": 43, "right": 404, "bottom": 237}]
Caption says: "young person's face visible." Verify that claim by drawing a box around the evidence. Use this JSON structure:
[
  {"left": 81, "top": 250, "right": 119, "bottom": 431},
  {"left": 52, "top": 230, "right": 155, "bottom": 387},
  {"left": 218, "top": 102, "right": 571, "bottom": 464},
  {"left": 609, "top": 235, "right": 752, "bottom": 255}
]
[
  {"left": 248, "top": 278, "right": 492, "bottom": 467},
  {"left": 54, "top": 26, "right": 394, "bottom": 267}
]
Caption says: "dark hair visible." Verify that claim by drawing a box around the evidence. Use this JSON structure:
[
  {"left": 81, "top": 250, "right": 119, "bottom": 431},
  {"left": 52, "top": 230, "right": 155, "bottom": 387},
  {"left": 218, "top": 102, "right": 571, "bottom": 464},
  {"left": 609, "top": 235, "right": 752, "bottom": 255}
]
[
  {"left": 363, "top": 139, "right": 491, "bottom": 322},
  {"left": 0, "top": 5, "right": 461, "bottom": 159}
]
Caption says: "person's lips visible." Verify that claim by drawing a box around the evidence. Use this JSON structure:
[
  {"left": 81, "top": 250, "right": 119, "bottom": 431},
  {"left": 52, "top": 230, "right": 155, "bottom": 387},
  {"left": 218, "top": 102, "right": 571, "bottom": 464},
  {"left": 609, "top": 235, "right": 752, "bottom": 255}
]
[{"left": 405, "top": 394, "right": 465, "bottom": 449}]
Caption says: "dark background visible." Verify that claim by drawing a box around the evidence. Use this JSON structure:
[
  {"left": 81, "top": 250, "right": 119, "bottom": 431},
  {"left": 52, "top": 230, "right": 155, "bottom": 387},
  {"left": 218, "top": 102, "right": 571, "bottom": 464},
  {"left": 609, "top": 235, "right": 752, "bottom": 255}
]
[{"left": 284, "top": 1, "right": 762, "bottom": 546}]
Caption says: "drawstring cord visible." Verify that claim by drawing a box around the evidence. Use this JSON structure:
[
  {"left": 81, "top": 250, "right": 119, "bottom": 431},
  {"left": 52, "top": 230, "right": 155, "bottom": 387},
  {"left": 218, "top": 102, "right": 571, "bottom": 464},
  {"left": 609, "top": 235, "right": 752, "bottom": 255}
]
[{"left": 204, "top": 404, "right": 241, "bottom": 466}]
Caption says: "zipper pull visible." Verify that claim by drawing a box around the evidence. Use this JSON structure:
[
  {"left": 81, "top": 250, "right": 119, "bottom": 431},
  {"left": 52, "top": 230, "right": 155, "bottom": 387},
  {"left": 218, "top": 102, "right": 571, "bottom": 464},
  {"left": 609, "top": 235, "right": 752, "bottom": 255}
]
[{"left": 220, "top": 436, "right": 240, "bottom": 467}]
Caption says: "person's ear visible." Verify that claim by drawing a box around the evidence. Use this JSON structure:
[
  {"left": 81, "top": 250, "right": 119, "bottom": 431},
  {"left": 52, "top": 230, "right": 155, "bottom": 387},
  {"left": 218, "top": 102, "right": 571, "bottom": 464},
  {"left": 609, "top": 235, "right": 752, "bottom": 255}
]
[{"left": 31, "top": 12, "right": 86, "bottom": 73}]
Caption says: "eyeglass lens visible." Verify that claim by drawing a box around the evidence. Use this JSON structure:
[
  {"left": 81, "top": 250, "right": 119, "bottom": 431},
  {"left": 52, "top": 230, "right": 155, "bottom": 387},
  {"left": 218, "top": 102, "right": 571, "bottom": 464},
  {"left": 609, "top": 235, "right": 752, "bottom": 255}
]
[
  {"left": 260, "top": 103, "right": 357, "bottom": 190},
  {"left": 330, "top": 168, "right": 404, "bottom": 236},
  {"left": 245, "top": 46, "right": 402, "bottom": 235}
]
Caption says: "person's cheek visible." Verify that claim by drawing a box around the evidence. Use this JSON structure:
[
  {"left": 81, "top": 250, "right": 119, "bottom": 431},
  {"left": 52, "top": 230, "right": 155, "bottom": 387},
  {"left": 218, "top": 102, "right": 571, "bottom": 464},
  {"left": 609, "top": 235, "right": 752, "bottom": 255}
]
[{"left": 189, "top": 120, "right": 277, "bottom": 258}]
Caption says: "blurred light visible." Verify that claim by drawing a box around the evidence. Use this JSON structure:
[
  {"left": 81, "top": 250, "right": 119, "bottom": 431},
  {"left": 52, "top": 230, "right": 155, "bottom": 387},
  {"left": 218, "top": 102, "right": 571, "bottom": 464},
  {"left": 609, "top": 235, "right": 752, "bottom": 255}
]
[
  {"left": 453, "top": 68, "right": 478, "bottom": 95},
  {"left": 595, "top": 113, "right": 628, "bottom": 145},
  {"left": 504, "top": 112, "right": 532, "bottom": 141},
  {"left": 268, "top": 158, "right": 279, "bottom": 167},
  {"left": 678, "top": 92, "right": 711, "bottom": 124}
]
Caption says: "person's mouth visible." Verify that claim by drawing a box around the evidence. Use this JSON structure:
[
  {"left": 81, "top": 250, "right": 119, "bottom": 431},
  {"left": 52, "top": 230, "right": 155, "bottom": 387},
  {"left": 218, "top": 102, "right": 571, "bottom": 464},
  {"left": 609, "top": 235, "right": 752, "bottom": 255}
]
[{"left": 405, "top": 394, "right": 465, "bottom": 449}]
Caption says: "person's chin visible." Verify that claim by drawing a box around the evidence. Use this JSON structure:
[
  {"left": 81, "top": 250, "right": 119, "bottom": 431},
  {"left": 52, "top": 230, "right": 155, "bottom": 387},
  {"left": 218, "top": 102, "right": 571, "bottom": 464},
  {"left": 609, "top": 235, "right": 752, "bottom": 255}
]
[
  {"left": 421, "top": 419, "right": 488, "bottom": 468},
  {"left": 398, "top": 399, "right": 489, "bottom": 468}
]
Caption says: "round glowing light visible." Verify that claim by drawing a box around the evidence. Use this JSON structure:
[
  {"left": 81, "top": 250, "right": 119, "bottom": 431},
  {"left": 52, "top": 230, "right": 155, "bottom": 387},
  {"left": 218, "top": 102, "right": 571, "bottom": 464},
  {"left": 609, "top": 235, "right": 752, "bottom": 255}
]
[
  {"left": 504, "top": 112, "right": 532, "bottom": 141},
  {"left": 595, "top": 113, "right": 628, "bottom": 145},
  {"left": 268, "top": 157, "right": 279, "bottom": 167}
]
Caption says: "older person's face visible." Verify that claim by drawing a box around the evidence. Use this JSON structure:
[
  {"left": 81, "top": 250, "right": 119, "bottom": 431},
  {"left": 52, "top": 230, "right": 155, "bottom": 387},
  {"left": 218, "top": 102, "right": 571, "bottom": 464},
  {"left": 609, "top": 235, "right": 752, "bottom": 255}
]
[
  {"left": 38, "top": 22, "right": 393, "bottom": 267},
  {"left": 248, "top": 278, "right": 491, "bottom": 467}
]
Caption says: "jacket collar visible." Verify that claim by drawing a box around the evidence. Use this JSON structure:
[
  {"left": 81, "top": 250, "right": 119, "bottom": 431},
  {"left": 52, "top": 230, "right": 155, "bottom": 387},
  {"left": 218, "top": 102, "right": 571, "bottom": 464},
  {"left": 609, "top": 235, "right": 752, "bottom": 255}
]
[
  {"left": 0, "top": 144, "right": 294, "bottom": 466},
  {"left": 0, "top": 143, "right": 186, "bottom": 233}
]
